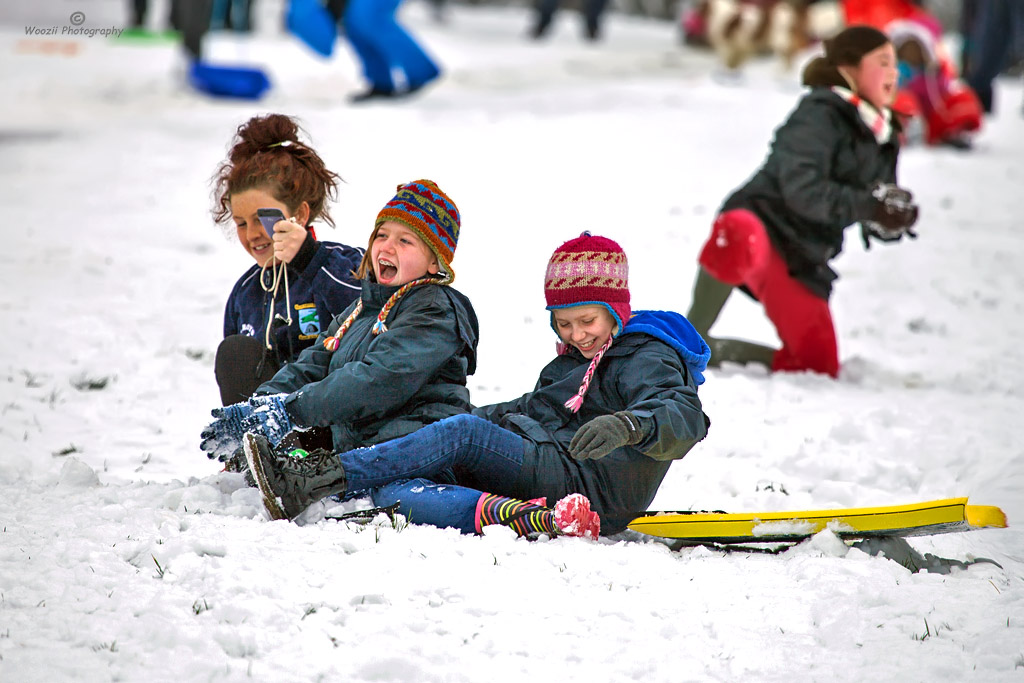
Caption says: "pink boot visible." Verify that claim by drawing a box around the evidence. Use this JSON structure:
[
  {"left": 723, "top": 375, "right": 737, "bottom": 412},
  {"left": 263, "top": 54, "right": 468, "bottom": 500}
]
[{"left": 553, "top": 493, "right": 601, "bottom": 539}]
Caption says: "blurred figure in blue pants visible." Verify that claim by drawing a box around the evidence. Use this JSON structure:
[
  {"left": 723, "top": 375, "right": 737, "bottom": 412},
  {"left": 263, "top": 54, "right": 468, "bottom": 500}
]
[
  {"left": 344, "top": 0, "right": 441, "bottom": 102},
  {"left": 963, "top": 0, "right": 1024, "bottom": 114}
]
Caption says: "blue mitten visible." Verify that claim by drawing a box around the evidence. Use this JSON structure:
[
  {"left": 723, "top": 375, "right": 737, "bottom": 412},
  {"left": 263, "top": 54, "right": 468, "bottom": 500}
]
[
  {"left": 245, "top": 393, "right": 295, "bottom": 446},
  {"left": 200, "top": 401, "right": 254, "bottom": 461}
]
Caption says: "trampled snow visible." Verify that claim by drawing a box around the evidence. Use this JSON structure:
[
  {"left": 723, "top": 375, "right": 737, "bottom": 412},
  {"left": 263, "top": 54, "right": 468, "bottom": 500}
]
[{"left": 1, "top": 1, "right": 1023, "bottom": 681}]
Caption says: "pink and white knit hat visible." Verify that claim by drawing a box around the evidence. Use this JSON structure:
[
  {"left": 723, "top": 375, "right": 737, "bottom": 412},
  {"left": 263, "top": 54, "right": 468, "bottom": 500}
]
[
  {"left": 544, "top": 232, "right": 631, "bottom": 412},
  {"left": 544, "top": 232, "right": 630, "bottom": 333}
]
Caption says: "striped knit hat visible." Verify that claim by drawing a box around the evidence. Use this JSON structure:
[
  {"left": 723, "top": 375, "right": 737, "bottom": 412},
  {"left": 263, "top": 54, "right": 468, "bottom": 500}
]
[
  {"left": 545, "top": 232, "right": 631, "bottom": 333},
  {"left": 544, "top": 232, "right": 631, "bottom": 413},
  {"left": 375, "top": 179, "right": 460, "bottom": 285},
  {"left": 321, "top": 179, "right": 460, "bottom": 352}
]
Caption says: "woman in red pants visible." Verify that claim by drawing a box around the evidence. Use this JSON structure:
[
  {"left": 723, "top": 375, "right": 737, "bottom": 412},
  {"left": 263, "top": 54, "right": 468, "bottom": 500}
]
[{"left": 687, "top": 26, "right": 920, "bottom": 378}]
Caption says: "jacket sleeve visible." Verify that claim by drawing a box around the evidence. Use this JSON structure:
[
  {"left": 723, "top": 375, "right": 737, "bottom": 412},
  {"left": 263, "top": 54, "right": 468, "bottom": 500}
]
[
  {"left": 223, "top": 300, "right": 237, "bottom": 339},
  {"left": 771, "top": 97, "right": 878, "bottom": 228},
  {"left": 280, "top": 288, "right": 465, "bottom": 428},
  {"left": 254, "top": 311, "right": 343, "bottom": 396},
  {"left": 223, "top": 279, "right": 244, "bottom": 338},
  {"left": 473, "top": 391, "right": 532, "bottom": 423},
  {"left": 617, "top": 342, "right": 709, "bottom": 462},
  {"left": 302, "top": 242, "right": 364, "bottom": 325}
]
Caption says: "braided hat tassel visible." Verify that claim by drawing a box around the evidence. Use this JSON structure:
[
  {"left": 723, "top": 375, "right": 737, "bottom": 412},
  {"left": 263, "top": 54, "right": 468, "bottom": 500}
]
[
  {"left": 563, "top": 335, "right": 613, "bottom": 413},
  {"left": 322, "top": 277, "right": 437, "bottom": 351},
  {"left": 323, "top": 301, "right": 363, "bottom": 351}
]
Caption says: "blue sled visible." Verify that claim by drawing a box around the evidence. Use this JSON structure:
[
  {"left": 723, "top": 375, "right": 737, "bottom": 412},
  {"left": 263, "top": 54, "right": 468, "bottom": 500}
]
[
  {"left": 286, "top": 0, "right": 337, "bottom": 57},
  {"left": 189, "top": 61, "right": 272, "bottom": 100}
]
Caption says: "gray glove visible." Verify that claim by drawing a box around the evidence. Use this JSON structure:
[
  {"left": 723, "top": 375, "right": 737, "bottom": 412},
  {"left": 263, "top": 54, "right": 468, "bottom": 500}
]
[{"left": 568, "top": 411, "right": 648, "bottom": 461}]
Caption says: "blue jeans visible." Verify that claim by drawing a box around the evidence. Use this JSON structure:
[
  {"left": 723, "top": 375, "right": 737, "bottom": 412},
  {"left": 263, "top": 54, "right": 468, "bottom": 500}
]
[
  {"left": 339, "top": 414, "right": 527, "bottom": 533},
  {"left": 370, "top": 479, "right": 481, "bottom": 534},
  {"left": 344, "top": 0, "right": 441, "bottom": 91}
]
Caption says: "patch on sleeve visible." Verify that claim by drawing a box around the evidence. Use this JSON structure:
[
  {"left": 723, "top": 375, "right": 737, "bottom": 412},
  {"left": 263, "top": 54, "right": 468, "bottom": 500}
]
[{"left": 295, "top": 303, "right": 320, "bottom": 339}]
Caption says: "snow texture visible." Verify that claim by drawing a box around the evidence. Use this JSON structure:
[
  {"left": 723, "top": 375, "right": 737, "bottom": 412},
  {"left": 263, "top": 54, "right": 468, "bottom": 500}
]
[{"left": 2, "top": 1, "right": 1023, "bottom": 681}]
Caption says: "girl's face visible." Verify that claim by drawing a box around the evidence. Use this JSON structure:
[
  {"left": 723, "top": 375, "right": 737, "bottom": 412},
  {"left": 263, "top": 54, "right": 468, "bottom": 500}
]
[
  {"left": 552, "top": 305, "right": 616, "bottom": 359},
  {"left": 230, "top": 188, "right": 306, "bottom": 267},
  {"left": 370, "top": 221, "right": 438, "bottom": 286},
  {"left": 846, "top": 42, "right": 898, "bottom": 110}
]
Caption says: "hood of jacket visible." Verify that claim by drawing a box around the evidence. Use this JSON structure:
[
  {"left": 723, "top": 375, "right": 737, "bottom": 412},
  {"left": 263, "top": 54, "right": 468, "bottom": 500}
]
[{"left": 624, "top": 310, "right": 711, "bottom": 385}]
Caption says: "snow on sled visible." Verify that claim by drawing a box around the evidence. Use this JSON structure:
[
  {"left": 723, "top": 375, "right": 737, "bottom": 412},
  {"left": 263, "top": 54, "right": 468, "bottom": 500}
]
[{"left": 628, "top": 497, "right": 1007, "bottom": 544}]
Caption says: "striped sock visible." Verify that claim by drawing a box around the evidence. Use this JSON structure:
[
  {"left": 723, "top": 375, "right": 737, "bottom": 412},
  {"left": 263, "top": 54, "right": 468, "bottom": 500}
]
[{"left": 475, "top": 493, "right": 558, "bottom": 536}]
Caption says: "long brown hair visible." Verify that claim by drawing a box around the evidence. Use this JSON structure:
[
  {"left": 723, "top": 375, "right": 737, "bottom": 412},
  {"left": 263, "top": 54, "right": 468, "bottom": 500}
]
[{"left": 211, "top": 114, "right": 341, "bottom": 227}]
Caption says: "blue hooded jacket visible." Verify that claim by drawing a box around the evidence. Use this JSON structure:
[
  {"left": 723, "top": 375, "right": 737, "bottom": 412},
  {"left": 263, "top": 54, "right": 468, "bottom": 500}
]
[{"left": 624, "top": 310, "right": 711, "bottom": 386}]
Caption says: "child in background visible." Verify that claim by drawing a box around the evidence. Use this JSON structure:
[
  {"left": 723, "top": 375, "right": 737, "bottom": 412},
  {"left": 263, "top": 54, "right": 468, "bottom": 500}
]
[
  {"left": 211, "top": 114, "right": 364, "bottom": 406},
  {"left": 242, "top": 233, "right": 711, "bottom": 539},
  {"left": 343, "top": 0, "right": 442, "bottom": 102},
  {"left": 686, "top": 26, "right": 919, "bottom": 378},
  {"left": 201, "top": 179, "right": 479, "bottom": 465},
  {"left": 888, "top": 18, "right": 982, "bottom": 149}
]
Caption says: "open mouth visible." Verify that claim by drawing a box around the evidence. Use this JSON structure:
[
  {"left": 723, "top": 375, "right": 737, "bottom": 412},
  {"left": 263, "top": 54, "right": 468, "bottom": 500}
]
[
  {"left": 378, "top": 258, "right": 398, "bottom": 281},
  {"left": 577, "top": 339, "right": 596, "bottom": 352}
]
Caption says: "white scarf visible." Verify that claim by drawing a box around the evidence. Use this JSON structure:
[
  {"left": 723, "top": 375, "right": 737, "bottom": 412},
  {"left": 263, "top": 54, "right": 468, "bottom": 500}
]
[{"left": 831, "top": 86, "right": 893, "bottom": 145}]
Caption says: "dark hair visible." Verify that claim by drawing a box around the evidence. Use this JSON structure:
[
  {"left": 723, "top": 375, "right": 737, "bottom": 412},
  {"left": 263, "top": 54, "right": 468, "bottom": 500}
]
[
  {"left": 211, "top": 114, "right": 341, "bottom": 227},
  {"left": 802, "top": 25, "right": 890, "bottom": 88}
]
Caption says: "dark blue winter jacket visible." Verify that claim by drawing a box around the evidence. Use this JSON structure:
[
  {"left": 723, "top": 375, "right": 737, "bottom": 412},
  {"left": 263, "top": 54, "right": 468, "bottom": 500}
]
[
  {"left": 224, "top": 235, "right": 364, "bottom": 364},
  {"left": 474, "top": 310, "right": 711, "bottom": 534}
]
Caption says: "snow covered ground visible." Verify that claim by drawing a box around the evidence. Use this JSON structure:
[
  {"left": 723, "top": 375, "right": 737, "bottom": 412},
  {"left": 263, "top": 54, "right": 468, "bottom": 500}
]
[{"left": 2, "top": 1, "right": 1023, "bottom": 680}]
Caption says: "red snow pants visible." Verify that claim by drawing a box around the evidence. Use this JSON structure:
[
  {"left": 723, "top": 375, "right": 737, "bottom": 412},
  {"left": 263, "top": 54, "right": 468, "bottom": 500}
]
[{"left": 699, "top": 209, "right": 840, "bottom": 377}]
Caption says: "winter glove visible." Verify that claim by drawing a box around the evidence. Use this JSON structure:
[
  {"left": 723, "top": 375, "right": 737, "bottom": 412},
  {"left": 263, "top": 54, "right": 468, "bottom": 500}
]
[
  {"left": 568, "top": 411, "right": 648, "bottom": 461},
  {"left": 860, "top": 220, "right": 919, "bottom": 249},
  {"left": 861, "top": 183, "right": 920, "bottom": 250},
  {"left": 245, "top": 393, "right": 295, "bottom": 447},
  {"left": 869, "top": 182, "right": 920, "bottom": 233},
  {"left": 200, "top": 401, "right": 254, "bottom": 461},
  {"left": 199, "top": 393, "right": 295, "bottom": 461}
]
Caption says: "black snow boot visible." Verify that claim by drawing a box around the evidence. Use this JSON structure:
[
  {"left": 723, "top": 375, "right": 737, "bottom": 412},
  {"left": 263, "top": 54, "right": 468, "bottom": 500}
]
[{"left": 243, "top": 432, "right": 348, "bottom": 521}]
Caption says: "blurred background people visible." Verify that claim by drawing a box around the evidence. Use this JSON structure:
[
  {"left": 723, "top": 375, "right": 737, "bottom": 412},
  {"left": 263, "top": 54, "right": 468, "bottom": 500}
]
[
  {"left": 531, "top": 0, "right": 611, "bottom": 41},
  {"left": 961, "top": 0, "right": 1024, "bottom": 115}
]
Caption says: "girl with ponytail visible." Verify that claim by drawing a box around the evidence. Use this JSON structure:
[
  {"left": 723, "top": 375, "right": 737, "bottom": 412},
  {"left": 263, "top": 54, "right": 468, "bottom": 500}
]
[
  {"left": 686, "top": 26, "right": 921, "bottom": 378},
  {"left": 210, "top": 114, "right": 364, "bottom": 405}
]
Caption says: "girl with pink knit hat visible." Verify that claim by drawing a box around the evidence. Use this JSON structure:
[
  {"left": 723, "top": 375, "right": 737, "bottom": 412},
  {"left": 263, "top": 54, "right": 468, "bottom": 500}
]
[{"left": 241, "top": 232, "right": 711, "bottom": 539}]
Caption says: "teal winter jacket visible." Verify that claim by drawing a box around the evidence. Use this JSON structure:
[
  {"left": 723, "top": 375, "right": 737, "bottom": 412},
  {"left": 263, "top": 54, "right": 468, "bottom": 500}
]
[{"left": 257, "top": 278, "right": 478, "bottom": 453}]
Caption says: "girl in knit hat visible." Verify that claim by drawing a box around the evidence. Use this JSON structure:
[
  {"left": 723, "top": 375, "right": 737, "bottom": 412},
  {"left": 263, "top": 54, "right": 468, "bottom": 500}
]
[
  {"left": 240, "top": 232, "right": 712, "bottom": 540},
  {"left": 201, "top": 179, "right": 479, "bottom": 468},
  {"left": 686, "top": 25, "right": 920, "bottom": 378}
]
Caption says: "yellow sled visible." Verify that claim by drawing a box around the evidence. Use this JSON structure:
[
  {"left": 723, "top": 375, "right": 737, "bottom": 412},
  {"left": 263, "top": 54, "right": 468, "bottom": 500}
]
[{"left": 628, "top": 497, "right": 1008, "bottom": 544}]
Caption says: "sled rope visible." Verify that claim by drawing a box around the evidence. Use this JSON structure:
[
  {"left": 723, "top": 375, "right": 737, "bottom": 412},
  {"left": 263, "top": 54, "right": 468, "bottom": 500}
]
[{"left": 261, "top": 253, "right": 292, "bottom": 350}]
